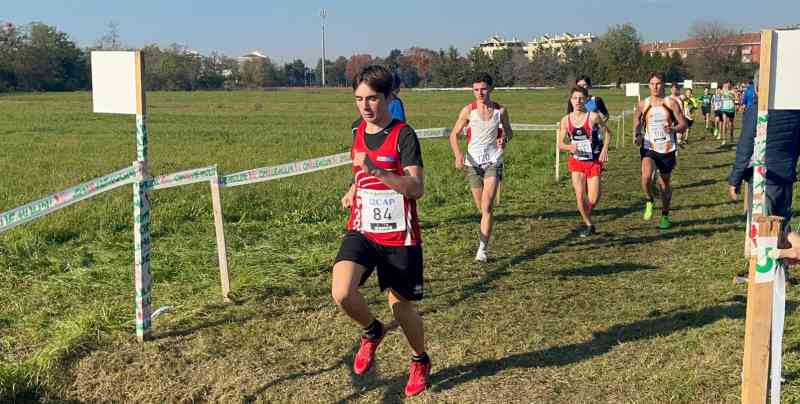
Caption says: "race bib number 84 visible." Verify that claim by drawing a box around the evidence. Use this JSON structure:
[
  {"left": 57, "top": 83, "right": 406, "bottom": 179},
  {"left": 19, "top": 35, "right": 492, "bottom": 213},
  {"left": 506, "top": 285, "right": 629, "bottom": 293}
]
[{"left": 359, "top": 189, "right": 406, "bottom": 233}]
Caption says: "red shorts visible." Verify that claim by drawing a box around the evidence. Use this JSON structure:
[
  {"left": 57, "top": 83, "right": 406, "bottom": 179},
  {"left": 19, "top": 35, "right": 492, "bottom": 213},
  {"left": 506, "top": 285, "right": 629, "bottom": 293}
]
[{"left": 568, "top": 157, "right": 603, "bottom": 178}]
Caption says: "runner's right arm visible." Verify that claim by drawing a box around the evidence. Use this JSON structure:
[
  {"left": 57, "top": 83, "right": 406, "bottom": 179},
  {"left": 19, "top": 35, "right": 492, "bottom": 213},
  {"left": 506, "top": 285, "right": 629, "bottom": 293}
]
[
  {"left": 633, "top": 101, "right": 644, "bottom": 146},
  {"left": 448, "top": 106, "right": 470, "bottom": 169},
  {"left": 558, "top": 116, "right": 576, "bottom": 153},
  {"left": 341, "top": 183, "right": 356, "bottom": 208}
]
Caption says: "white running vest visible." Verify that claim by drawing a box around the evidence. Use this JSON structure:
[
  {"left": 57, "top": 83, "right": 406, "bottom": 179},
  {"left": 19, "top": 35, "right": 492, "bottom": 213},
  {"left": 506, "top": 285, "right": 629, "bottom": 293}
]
[
  {"left": 465, "top": 105, "right": 503, "bottom": 167},
  {"left": 643, "top": 97, "right": 677, "bottom": 154}
]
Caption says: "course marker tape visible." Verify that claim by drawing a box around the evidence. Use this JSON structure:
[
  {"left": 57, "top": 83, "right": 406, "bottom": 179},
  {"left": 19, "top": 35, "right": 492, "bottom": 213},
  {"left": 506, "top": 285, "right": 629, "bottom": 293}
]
[
  {"left": 0, "top": 166, "right": 137, "bottom": 233},
  {"left": 148, "top": 165, "right": 218, "bottom": 191},
  {"left": 220, "top": 152, "right": 352, "bottom": 188}
]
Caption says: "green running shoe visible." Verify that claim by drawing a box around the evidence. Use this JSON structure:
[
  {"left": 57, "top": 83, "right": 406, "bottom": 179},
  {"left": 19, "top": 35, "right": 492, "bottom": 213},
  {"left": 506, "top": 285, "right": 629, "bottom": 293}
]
[
  {"left": 643, "top": 201, "right": 654, "bottom": 221},
  {"left": 659, "top": 215, "right": 672, "bottom": 229}
]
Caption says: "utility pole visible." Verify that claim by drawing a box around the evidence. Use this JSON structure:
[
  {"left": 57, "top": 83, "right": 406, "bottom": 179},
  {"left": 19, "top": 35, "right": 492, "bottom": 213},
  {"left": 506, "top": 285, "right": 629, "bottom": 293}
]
[{"left": 320, "top": 9, "right": 326, "bottom": 87}]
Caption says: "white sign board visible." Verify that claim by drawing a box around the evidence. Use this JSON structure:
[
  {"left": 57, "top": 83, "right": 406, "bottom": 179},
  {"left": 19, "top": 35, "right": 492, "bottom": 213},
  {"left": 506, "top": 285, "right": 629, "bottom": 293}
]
[
  {"left": 710, "top": 82, "right": 718, "bottom": 89},
  {"left": 769, "top": 30, "right": 800, "bottom": 110},
  {"left": 625, "top": 82, "right": 640, "bottom": 97},
  {"left": 683, "top": 80, "right": 693, "bottom": 89},
  {"left": 91, "top": 51, "right": 137, "bottom": 115}
]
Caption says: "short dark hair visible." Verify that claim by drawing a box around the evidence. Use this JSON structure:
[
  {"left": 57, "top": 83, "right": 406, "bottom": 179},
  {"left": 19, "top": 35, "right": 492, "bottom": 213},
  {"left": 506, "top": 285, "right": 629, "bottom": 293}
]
[
  {"left": 570, "top": 87, "right": 589, "bottom": 97},
  {"left": 576, "top": 75, "right": 592, "bottom": 87},
  {"left": 352, "top": 65, "right": 394, "bottom": 97},
  {"left": 473, "top": 72, "right": 494, "bottom": 87},
  {"left": 648, "top": 72, "right": 665, "bottom": 82},
  {"left": 671, "top": 82, "right": 680, "bottom": 88}
]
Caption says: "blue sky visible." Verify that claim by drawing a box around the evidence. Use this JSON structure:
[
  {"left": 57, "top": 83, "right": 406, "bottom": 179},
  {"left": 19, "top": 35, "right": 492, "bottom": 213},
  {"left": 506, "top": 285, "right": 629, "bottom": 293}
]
[{"left": 4, "top": 1, "right": 798, "bottom": 64}]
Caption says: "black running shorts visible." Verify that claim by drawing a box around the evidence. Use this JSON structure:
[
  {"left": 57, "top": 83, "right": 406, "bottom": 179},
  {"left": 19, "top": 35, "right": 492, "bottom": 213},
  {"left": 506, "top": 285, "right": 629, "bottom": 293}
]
[
  {"left": 334, "top": 231, "right": 424, "bottom": 301},
  {"left": 640, "top": 147, "right": 677, "bottom": 174}
]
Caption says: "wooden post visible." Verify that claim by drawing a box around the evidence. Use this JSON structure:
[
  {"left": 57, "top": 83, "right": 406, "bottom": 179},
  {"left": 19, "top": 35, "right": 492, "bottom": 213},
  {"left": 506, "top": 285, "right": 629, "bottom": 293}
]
[
  {"left": 742, "top": 216, "right": 782, "bottom": 403},
  {"left": 554, "top": 123, "right": 560, "bottom": 182},
  {"left": 132, "top": 50, "right": 152, "bottom": 342},
  {"left": 741, "top": 29, "right": 777, "bottom": 404},
  {"left": 495, "top": 182, "right": 502, "bottom": 206},
  {"left": 209, "top": 175, "right": 231, "bottom": 302},
  {"left": 616, "top": 115, "right": 621, "bottom": 149}
]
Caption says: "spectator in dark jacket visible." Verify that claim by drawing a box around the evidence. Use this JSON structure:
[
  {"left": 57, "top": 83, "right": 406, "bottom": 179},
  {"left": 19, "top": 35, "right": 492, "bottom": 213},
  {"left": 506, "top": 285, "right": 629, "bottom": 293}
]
[{"left": 728, "top": 95, "right": 800, "bottom": 224}]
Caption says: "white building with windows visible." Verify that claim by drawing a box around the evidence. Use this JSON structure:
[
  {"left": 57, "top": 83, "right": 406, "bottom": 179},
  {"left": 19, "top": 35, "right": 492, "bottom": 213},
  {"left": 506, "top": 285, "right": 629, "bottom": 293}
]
[{"left": 476, "top": 32, "right": 596, "bottom": 60}]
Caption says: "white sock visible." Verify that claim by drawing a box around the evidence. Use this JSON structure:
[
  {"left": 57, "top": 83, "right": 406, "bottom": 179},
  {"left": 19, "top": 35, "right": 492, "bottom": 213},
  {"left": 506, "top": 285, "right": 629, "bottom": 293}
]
[{"left": 478, "top": 240, "right": 487, "bottom": 251}]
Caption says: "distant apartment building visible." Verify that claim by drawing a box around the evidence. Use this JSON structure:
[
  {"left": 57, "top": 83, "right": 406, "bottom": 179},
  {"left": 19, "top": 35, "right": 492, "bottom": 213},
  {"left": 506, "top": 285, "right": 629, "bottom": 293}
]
[
  {"left": 476, "top": 32, "right": 596, "bottom": 60},
  {"left": 237, "top": 51, "right": 269, "bottom": 64},
  {"left": 641, "top": 32, "right": 761, "bottom": 63},
  {"left": 526, "top": 32, "right": 595, "bottom": 59},
  {"left": 476, "top": 36, "right": 527, "bottom": 58}
]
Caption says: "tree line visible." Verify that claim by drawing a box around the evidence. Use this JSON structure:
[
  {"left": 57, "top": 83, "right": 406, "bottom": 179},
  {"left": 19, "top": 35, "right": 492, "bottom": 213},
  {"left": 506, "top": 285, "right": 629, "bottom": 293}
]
[{"left": 0, "top": 21, "right": 757, "bottom": 93}]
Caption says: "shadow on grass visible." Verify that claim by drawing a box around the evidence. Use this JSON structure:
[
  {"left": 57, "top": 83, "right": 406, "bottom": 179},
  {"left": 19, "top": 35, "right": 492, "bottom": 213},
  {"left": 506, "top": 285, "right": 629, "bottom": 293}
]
[
  {"left": 430, "top": 300, "right": 798, "bottom": 393},
  {"left": 673, "top": 179, "right": 722, "bottom": 190},
  {"left": 558, "top": 263, "right": 657, "bottom": 277},
  {"left": 568, "top": 224, "right": 740, "bottom": 251}
]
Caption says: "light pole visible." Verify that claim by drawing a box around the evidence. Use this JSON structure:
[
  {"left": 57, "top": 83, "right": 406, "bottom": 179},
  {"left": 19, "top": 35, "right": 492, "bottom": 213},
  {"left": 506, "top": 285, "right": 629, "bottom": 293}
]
[{"left": 320, "top": 9, "right": 326, "bottom": 87}]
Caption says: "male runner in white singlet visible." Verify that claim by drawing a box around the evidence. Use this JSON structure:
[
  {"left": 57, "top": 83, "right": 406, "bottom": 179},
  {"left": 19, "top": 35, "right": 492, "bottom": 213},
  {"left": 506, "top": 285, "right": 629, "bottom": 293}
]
[
  {"left": 634, "top": 72, "right": 687, "bottom": 230},
  {"left": 449, "top": 72, "right": 512, "bottom": 262}
]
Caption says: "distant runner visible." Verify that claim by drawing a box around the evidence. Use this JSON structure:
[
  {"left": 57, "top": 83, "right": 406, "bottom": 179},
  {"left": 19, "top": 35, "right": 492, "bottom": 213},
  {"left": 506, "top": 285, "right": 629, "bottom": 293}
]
[
  {"left": 680, "top": 88, "right": 699, "bottom": 145},
  {"left": 712, "top": 88, "right": 723, "bottom": 140},
  {"left": 449, "top": 72, "right": 512, "bottom": 262},
  {"left": 699, "top": 87, "right": 713, "bottom": 131},
  {"left": 720, "top": 80, "right": 736, "bottom": 146},
  {"left": 668, "top": 83, "right": 686, "bottom": 146}
]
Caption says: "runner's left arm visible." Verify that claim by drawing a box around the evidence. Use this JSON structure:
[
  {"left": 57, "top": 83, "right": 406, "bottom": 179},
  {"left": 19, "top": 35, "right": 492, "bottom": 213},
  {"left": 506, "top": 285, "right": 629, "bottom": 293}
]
[
  {"left": 665, "top": 98, "right": 687, "bottom": 134},
  {"left": 592, "top": 112, "right": 611, "bottom": 163},
  {"left": 499, "top": 107, "right": 513, "bottom": 145}
]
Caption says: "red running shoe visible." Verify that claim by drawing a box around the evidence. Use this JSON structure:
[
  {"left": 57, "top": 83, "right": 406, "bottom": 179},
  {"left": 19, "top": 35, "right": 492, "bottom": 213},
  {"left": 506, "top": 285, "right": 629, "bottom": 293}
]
[
  {"left": 404, "top": 359, "right": 432, "bottom": 397},
  {"left": 353, "top": 325, "right": 384, "bottom": 375}
]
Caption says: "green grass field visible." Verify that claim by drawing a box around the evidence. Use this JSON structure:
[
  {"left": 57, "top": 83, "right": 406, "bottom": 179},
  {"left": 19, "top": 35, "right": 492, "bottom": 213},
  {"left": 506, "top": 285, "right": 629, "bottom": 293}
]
[{"left": 2, "top": 88, "right": 799, "bottom": 403}]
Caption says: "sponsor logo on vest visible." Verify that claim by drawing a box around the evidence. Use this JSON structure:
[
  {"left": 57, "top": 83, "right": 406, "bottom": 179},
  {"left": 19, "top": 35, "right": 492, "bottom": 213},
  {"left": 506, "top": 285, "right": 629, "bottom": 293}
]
[{"left": 376, "top": 155, "right": 396, "bottom": 162}]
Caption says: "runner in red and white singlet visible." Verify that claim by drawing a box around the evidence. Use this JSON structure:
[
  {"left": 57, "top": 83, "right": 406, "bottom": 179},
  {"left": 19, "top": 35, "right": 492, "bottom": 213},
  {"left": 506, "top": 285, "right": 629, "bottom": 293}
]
[
  {"left": 558, "top": 86, "right": 611, "bottom": 237},
  {"left": 331, "top": 65, "right": 431, "bottom": 397}
]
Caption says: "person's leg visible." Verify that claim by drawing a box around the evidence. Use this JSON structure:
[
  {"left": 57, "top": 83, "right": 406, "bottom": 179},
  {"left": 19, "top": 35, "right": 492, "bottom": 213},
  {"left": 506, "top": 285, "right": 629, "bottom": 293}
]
[
  {"left": 587, "top": 174, "right": 601, "bottom": 218},
  {"left": 378, "top": 247, "right": 431, "bottom": 397},
  {"left": 685, "top": 121, "right": 691, "bottom": 143},
  {"left": 658, "top": 172, "right": 673, "bottom": 214},
  {"left": 387, "top": 288, "right": 425, "bottom": 356},
  {"left": 571, "top": 171, "right": 591, "bottom": 226},
  {"left": 641, "top": 156, "right": 656, "bottom": 221},
  {"left": 466, "top": 166, "right": 483, "bottom": 212},
  {"left": 722, "top": 115, "right": 731, "bottom": 144},
  {"left": 479, "top": 175, "right": 500, "bottom": 246},
  {"left": 469, "top": 187, "right": 482, "bottom": 212},
  {"left": 331, "top": 261, "right": 373, "bottom": 327},
  {"left": 641, "top": 157, "right": 656, "bottom": 202}
]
